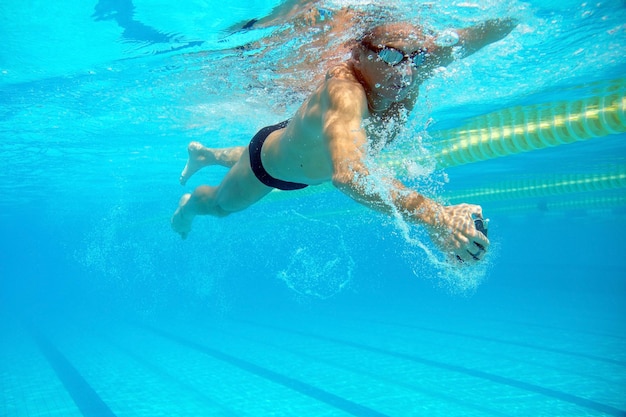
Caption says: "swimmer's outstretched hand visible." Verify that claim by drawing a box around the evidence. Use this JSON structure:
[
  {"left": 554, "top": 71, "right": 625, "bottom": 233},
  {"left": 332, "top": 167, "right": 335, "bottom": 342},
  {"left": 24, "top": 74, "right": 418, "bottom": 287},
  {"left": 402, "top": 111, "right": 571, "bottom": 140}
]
[
  {"left": 426, "top": 203, "right": 490, "bottom": 263},
  {"left": 171, "top": 194, "right": 193, "bottom": 239}
]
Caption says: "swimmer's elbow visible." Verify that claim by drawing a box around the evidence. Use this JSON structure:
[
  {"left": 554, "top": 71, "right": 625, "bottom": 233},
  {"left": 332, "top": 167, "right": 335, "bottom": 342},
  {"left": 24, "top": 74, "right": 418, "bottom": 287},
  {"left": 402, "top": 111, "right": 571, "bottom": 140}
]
[
  {"left": 332, "top": 164, "right": 370, "bottom": 196},
  {"left": 331, "top": 154, "right": 370, "bottom": 193},
  {"left": 331, "top": 171, "right": 355, "bottom": 190}
]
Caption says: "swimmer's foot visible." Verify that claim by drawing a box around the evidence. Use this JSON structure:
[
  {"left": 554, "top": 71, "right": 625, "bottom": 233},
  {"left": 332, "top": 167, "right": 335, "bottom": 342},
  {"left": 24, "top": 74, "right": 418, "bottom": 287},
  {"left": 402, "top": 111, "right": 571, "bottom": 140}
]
[
  {"left": 179, "top": 142, "right": 216, "bottom": 186},
  {"left": 171, "top": 193, "right": 193, "bottom": 239}
]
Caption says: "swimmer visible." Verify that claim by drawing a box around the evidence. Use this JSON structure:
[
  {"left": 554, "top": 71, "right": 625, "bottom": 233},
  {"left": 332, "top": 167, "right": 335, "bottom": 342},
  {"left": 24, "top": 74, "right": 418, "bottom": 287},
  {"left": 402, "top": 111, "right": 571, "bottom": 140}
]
[
  {"left": 172, "top": 19, "right": 518, "bottom": 263},
  {"left": 227, "top": 0, "right": 347, "bottom": 32}
]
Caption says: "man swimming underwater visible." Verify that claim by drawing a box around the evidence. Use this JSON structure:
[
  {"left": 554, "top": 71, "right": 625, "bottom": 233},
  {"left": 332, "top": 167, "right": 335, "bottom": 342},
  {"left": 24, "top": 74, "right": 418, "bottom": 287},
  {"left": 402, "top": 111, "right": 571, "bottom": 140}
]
[{"left": 172, "top": 19, "right": 517, "bottom": 263}]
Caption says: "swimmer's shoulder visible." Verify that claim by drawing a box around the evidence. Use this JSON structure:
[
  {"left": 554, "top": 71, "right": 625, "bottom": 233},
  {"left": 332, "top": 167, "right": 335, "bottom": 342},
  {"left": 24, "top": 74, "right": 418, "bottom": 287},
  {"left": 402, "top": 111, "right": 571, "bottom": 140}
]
[{"left": 326, "top": 63, "right": 359, "bottom": 83}]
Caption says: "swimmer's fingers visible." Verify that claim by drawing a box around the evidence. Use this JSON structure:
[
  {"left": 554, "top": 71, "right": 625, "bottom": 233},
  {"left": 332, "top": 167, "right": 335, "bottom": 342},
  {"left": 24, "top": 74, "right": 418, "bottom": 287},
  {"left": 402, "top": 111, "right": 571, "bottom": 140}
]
[
  {"left": 455, "top": 231, "right": 488, "bottom": 264},
  {"left": 472, "top": 231, "right": 489, "bottom": 251},
  {"left": 446, "top": 231, "right": 473, "bottom": 264},
  {"left": 455, "top": 245, "right": 486, "bottom": 264},
  {"left": 435, "top": 204, "right": 489, "bottom": 264},
  {"left": 466, "top": 205, "right": 489, "bottom": 252}
]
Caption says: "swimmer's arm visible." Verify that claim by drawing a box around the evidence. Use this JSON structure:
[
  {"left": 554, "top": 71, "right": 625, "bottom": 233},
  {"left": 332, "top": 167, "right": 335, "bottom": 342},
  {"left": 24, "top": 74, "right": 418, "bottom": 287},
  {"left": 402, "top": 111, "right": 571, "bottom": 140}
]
[
  {"left": 331, "top": 157, "right": 443, "bottom": 226},
  {"left": 324, "top": 83, "right": 442, "bottom": 225},
  {"left": 225, "top": 0, "right": 311, "bottom": 31},
  {"left": 325, "top": 89, "right": 489, "bottom": 260},
  {"left": 427, "top": 18, "right": 518, "bottom": 68},
  {"left": 329, "top": 128, "right": 490, "bottom": 260},
  {"left": 456, "top": 17, "right": 518, "bottom": 57}
]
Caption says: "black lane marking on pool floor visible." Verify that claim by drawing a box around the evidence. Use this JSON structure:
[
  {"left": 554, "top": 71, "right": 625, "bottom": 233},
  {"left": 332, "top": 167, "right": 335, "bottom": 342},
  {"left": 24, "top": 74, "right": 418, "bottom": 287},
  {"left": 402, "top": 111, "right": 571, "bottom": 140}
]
[
  {"left": 198, "top": 322, "right": 513, "bottom": 417},
  {"left": 142, "top": 324, "right": 392, "bottom": 417},
  {"left": 29, "top": 327, "right": 117, "bottom": 417},
  {"left": 106, "top": 338, "right": 241, "bottom": 417},
  {"left": 362, "top": 318, "right": 626, "bottom": 368},
  {"left": 237, "top": 319, "right": 626, "bottom": 417}
]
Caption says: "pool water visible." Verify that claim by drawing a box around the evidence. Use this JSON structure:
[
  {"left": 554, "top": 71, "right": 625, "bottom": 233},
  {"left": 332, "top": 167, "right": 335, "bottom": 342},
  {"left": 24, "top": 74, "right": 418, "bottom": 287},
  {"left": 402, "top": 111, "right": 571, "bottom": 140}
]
[{"left": 1, "top": 0, "right": 625, "bottom": 416}]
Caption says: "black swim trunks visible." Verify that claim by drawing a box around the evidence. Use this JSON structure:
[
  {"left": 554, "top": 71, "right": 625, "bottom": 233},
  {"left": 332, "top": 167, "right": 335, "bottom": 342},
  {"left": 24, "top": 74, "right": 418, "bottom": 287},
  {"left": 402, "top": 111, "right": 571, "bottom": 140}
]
[{"left": 248, "top": 120, "right": 309, "bottom": 191}]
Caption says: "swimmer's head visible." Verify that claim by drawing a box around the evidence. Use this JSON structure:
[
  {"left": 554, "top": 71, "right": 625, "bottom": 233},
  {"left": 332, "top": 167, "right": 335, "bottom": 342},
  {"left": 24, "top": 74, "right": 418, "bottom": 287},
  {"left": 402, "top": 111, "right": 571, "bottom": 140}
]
[{"left": 352, "top": 23, "right": 427, "bottom": 101}]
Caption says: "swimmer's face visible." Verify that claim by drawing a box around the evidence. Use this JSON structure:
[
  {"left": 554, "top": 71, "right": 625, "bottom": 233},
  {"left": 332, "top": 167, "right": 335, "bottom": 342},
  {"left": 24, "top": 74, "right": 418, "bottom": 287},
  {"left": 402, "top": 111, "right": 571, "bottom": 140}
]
[{"left": 357, "top": 23, "right": 427, "bottom": 101}]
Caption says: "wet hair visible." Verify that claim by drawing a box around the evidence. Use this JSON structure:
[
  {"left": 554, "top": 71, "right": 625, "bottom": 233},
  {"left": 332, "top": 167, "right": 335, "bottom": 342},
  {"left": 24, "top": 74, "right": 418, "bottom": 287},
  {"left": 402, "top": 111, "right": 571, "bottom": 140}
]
[{"left": 357, "top": 22, "right": 426, "bottom": 48}]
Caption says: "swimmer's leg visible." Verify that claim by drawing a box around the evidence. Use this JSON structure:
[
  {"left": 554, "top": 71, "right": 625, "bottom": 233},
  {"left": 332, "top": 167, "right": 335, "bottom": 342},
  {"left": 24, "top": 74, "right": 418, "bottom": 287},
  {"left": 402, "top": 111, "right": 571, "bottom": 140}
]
[
  {"left": 173, "top": 146, "right": 272, "bottom": 239},
  {"left": 179, "top": 142, "right": 246, "bottom": 185},
  {"left": 171, "top": 186, "right": 232, "bottom": 239},
  {"left": 171, "top": 193, "right": 193, "bottom": 239}
]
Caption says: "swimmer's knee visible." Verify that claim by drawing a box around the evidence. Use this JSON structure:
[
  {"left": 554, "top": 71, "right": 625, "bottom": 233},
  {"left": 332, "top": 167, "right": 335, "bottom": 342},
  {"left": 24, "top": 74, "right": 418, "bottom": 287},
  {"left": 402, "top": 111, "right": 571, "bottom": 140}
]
[
  {"left": 194, "top": 185, "right": 213, "bottom": 195},
  {"left": 214, "top": 205, "right": 231, "bottom": 217},
  {"left": 193, "top": 185, "right": 215, "bottom": 205},
  {"left": 191, "top": 185, "right": 230, "bottom": 217}
]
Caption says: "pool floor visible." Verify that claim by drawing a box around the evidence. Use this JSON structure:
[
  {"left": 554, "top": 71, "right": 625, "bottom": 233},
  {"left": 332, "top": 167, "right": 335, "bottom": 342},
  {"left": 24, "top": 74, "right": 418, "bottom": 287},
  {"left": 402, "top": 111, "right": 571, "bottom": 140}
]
[{"left": 1, "top": 305, "right": 625, "bottom": 417}]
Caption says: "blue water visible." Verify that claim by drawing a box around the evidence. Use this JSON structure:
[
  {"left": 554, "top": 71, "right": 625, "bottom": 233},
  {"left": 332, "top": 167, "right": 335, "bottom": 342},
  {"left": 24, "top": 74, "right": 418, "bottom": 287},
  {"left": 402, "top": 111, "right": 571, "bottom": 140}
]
[{"left": 1, "top": 0, "right": 625, "bottom": 416}]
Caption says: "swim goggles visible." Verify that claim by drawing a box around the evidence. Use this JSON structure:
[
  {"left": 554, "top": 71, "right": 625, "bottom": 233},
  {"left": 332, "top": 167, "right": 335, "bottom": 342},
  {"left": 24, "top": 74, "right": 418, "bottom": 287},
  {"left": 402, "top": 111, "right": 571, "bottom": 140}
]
[{"left": 361, "top": 40, "right": 428, "bottom": 68}]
